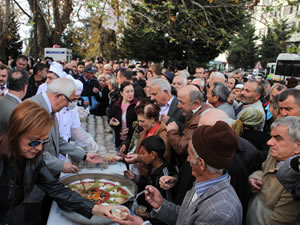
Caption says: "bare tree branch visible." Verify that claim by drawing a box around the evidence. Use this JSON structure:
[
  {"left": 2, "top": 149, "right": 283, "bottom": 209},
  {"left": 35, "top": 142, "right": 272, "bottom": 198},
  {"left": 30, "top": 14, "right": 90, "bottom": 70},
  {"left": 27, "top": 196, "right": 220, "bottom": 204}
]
[{"left": 13, "top": 0, "right": 32, "bottom": 19}]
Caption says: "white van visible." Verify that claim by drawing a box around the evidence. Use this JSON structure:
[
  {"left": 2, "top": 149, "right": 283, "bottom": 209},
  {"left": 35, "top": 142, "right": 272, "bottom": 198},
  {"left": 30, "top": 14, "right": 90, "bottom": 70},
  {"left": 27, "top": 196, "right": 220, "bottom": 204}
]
[{"left": 274, "top": 53, "right": 300, "bottom": 80}]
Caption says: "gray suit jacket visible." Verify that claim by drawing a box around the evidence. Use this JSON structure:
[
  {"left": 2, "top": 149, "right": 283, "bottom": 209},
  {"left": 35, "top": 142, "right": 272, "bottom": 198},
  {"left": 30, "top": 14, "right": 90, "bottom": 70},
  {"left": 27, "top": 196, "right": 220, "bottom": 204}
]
[
  {"left": 151, "top": 175, "right": 243, "bottom": 225},
  {"left": 0, "top": 94, "right": 20, "bottom": 135},
  {"left": 28, "top": 93, "right": 85, "bottom": 175}
]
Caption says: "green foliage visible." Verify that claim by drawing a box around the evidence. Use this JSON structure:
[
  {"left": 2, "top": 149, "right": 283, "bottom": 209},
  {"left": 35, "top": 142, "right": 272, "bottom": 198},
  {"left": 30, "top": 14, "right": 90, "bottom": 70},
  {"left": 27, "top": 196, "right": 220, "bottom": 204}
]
[
  {"left": 227, "top": 20, "right": 258, "bottom": 70},
  {"left": 259, "top": 19, "right": 292, "bottom": 67},
  {"left": 120, "top": 0, "right": 247, "bottom": 68},
  {"left": 6, "top": 12, "right": 22, "bottom": 61}
]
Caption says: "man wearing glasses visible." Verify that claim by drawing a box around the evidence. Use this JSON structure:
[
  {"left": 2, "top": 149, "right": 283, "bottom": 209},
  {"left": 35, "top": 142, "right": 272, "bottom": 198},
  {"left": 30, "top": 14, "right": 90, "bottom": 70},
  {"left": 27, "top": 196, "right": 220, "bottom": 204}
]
[{"left": 28, "top": 78, "right": 97, "bottom": 174}]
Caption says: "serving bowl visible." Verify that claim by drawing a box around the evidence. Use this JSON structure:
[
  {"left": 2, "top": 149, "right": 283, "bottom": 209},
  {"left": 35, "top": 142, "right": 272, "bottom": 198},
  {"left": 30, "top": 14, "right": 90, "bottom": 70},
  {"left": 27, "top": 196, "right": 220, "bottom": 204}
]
[{"left": 59, "top": 173, "right": 137, "bottom": 225}]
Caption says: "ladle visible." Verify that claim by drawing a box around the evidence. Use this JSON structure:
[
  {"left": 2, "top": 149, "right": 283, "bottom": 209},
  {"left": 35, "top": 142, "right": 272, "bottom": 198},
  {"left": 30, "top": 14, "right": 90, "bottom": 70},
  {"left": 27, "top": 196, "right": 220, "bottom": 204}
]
[
  {"left": 66, "top": 154, "right": 87, "bottom": 193},
  {"left": 75, "top": 171, "right": 87, "bottom": 193}
]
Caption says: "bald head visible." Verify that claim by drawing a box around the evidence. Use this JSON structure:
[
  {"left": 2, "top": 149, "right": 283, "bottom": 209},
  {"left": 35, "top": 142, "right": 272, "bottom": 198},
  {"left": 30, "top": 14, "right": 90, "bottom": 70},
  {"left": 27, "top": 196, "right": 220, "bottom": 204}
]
[
  {"left": 178, "top": 85, "right": 203, "bottom": 116},
  {"left": 198, "top": 108, "right": 233, "bottom": 126},
  {"left": 179, "top": 84, "right": 199, "bottom": 96}
]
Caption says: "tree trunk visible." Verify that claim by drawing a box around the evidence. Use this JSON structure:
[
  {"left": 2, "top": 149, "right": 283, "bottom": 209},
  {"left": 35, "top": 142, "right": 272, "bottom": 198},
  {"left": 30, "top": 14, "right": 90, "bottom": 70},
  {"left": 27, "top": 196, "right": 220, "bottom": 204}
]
[
  {"left": 0, "top": 0, "right": 10, "bottom": 62},
  {"left": 27, "top": 0, "right": 73, "bottom": 58}
]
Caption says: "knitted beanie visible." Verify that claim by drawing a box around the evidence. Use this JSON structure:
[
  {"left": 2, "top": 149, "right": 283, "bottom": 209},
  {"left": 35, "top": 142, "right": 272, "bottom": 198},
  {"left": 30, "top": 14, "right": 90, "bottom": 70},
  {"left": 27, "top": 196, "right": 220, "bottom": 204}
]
[{"left": 192, "top": 121, "right": 239, "bottom": 169}]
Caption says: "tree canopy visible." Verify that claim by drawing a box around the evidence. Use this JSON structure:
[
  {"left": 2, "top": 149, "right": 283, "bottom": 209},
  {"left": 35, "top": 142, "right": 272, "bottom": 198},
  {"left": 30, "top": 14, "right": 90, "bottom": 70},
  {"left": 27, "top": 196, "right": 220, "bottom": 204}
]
[
  {"left": 120, "top": 0, "right": 247, "bottom": 67},
  {"left": 227, "top": 19, "right": 258, "bottom": 70},
  {"left": 259, "top": 19, "right": 293, "bottom": 67}
]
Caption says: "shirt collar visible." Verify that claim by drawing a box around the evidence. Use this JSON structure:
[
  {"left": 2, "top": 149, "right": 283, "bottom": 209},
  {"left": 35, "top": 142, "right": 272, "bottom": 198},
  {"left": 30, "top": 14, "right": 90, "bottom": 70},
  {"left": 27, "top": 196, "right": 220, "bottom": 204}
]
[
  {"left": 192, "top": 105, "right": 202, "bottom": 115},
  {"left": 6, "top": 92, "right": 22, "bottom": 103},
  {"left": 194, "top": 172, "right": 229, "bottom": 197},
  {"left": 42, "top": 91, "right": 53, "bottom": 113},
  {"left": 165, "top": 95, "right": 174, "bottom": 107}
]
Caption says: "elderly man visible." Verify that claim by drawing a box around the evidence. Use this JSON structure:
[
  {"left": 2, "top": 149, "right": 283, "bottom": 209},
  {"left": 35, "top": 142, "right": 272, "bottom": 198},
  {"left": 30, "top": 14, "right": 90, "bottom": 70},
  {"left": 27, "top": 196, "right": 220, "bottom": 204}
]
[
  {"left": 171, "top": 75, "right": 187, "bottom": 92},
  {"left": 191, "top": 78, "right": 205, "bottom": 92},
  {"left": 235, "top": 80, "right": 265, "bottom": 130},
  {"left": 233, "top": 70, "right": 243, "bottom": 84},
  {"left": 103, "top": 64, "right": 113, "bottom": 75},
  {"left": 0, "top": 64, "right": 9, "bottom": 94},
  {"left": 208, "top": 71, "right": 226, "bottom": 87},
  {"left": 270, "top": 84, "right": 287, "bottom": 101},
  {"left": 276, "top": 155, "right": 300, "bottom": 224},
  {"left": 29, "top": 78, "right": 99, "bottom": 174},
  {"left": 167, "top": 85, "right": 210, "bottom": 157},
  {"left": 114, "top": 121, "right": 243, "bottom": 225},
  {"left": 227, "top": 77, "right": 236, "bottom": 91},
  {"left": 246, "top": 116, "right": 300, "bottom": 225},
  {"left": 198, "top": 108, "right": 263, "bottom": 216},
  {"left": 207, "top": 82, "right": 235, "bottom": 119},
  {"left": 0, "top": 70, "right": 29, "bottom": 135},
  {"left": 164, "top": 85, "right": 211, "bottom": 204},
  {"left": 150, "top": 78, "right": 184, "bottom": 130},
  {"left": 278, "top": 88, "right": 300, "bottom": 117}
]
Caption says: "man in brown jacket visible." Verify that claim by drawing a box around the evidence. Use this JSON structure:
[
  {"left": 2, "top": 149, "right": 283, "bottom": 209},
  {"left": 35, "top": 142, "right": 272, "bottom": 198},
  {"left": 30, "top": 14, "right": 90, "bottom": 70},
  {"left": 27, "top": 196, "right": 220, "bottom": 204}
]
[
  {"left": 164, "top": 85, "right": 211, "bottom": 204},
  {"left": 166, "top": 85, "right": 211, "bottom": 159}
]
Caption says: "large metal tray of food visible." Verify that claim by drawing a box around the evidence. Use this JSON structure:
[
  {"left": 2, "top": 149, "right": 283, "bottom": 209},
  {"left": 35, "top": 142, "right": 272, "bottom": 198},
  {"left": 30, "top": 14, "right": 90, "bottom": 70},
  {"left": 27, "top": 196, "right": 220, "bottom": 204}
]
[{"left": 59, "top": 173, "right": 137, "bottom": 224}]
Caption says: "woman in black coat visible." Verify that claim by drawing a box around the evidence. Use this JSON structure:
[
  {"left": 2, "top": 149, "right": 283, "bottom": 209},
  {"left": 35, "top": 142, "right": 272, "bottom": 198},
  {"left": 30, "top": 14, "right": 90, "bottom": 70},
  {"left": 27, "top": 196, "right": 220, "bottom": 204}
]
[
  {"left": 109, "top": 81, "right": 137, "bottom": 148},
  {"left": 0, "top": 101, "right": 113, "bottom": 225}
]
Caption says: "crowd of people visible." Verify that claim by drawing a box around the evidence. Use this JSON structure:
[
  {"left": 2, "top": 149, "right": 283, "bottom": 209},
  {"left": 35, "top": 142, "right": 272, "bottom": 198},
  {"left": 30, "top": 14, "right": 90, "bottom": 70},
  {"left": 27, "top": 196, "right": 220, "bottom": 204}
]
[{"left": 0, "top": 55, "right": 300, "bottom": 225}]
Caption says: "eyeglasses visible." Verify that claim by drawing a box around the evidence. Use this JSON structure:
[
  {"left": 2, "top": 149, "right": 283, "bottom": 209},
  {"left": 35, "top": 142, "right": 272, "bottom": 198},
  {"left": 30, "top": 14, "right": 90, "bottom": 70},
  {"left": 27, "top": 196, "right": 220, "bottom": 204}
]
[
  {"left": 61, "top": 94, "right": 72, "bottom": 103},
  {"left": 28, "top": 139, "right": 50, "bottom": 147}
]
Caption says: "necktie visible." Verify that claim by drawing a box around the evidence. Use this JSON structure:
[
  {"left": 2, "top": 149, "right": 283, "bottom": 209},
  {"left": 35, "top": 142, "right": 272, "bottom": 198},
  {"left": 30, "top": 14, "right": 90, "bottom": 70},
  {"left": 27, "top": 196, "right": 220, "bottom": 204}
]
[{"left": 235, "top": 104, "right": 244, "bottom": 116}]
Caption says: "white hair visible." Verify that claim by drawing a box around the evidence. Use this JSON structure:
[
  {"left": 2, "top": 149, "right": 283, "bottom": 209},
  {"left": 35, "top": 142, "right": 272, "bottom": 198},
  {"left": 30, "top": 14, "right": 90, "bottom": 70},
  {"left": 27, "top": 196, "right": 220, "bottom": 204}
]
[
  {"left": 175, "top": 69, "right": 190, "bottom": 78},
  {"left": 209, "top": 71, "right": 225, "bottom": 82},
  {"left": 271, "top": 116, "right": 300, "bottom": 142},
  {"left": 193, "top": 78, "right": 205, "bottom": 89},
  {"left": 150, "top": 78, "right": 171, "bottom": 94},
  {"left": 174, "top": 75, "right": 187, "bottom": 85},
  {"left": 104, "top": 64, "right": 112, "bottom": 69},
  {"left": 47, "top": 78, "right": 76, "bottom": 97}
]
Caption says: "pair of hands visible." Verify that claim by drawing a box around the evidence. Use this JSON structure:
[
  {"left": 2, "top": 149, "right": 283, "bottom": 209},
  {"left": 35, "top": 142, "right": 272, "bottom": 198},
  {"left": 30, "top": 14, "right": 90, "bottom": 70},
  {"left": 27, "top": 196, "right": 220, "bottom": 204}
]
[
  {"left": 92, "top": 185, "right": 163, "bottom": 225},
  {"left": 119, "top": 146, "right": 140, "bottom": 164},
  {"left": 62, "top": 153, "right": 104, "bottom": 173}
]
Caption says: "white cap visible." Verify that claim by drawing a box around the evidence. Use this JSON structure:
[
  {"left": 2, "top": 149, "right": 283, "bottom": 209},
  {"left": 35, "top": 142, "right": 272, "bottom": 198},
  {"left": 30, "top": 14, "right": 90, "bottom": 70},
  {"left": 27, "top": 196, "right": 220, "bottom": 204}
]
[
  {"left": 235, "top": 84, "right": 244, "bottom": 89},
  {"left": 49, "top": 62, "right": 66, "bottom": 78},
  {"left": 74, "top": 80, "right": 83, "bottom": 95}
]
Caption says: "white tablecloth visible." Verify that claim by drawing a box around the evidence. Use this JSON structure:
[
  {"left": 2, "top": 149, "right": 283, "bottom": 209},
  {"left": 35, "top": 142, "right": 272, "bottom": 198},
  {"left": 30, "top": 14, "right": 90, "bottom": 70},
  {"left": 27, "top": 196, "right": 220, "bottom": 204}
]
[{"left": 47, "top": 162, "right": 127, "bottom": 225}]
